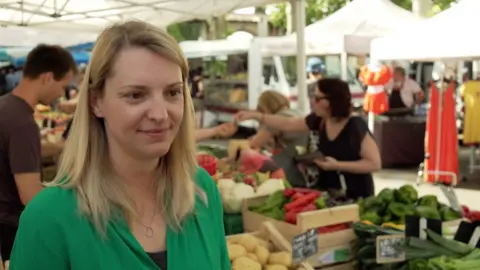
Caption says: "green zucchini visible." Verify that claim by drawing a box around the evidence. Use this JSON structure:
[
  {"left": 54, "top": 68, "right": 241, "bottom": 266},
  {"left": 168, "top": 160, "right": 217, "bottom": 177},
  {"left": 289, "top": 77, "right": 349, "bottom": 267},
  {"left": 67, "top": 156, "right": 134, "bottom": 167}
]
[
  {"left": 407, "top": 237, "right": 458, "bottom": 257},
  {"left": 425, "top": 228, "right": 473, "bottom": 256},
  {"left": 357, "top": 244, "right": 376, "bottom": 259}
]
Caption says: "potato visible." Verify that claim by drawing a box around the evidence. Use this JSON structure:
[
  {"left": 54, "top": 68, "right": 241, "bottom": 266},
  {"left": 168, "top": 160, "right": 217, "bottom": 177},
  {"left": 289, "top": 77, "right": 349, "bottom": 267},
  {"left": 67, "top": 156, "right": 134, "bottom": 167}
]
[
  {"left": 254, "top": 238, "right": 272, "bottom": 251},
  {"left": 264, "top": 265, "right": 289, "bottom": 270},
  {"left": 254, "top": 245, "right": 270, "bottom": 265},
  {"left": 232, "top": 256, "right": 262, "bottom": 270},
  {"left": 228, "top": 235, "right": 243, "bottom": 244},
  {"left": 268, "top": 252, "right": 292, "bottom": 266},
  {"left": 246, "top": 253, "right": 258, "bottom": 262},
  {"left": 238, "top": 234, "right": 258, "bottom": 253},
  {"left": 228, "top": 244, "right": 247, "bottom": 261}
]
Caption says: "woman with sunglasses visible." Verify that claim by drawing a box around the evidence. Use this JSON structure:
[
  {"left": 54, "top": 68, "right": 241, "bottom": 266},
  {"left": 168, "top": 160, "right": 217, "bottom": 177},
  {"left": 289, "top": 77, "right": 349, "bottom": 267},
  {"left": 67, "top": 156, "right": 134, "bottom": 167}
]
[{"left": 235, "top": 78, "right": 381, "bottom": 199}]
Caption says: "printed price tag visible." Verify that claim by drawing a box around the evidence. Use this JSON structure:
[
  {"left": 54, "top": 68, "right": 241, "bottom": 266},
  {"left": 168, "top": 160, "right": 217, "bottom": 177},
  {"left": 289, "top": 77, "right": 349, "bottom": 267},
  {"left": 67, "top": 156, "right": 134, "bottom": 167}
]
[
  {"left": 440, "top": 185, "right": 462, "bottom": 214},
  {"left": 291, "top": 229, "right": 318, "bottom": 264},
  {"left": 376, "top": 234, "right": 405, "bottom": 264}
]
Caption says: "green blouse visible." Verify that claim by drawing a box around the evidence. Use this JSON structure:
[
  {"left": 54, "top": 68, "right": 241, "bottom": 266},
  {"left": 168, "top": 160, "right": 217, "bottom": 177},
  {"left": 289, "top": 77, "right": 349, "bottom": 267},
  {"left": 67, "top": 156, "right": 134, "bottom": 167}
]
[{"left": 9, "top": 168, "right": 231, "bottom": 270}]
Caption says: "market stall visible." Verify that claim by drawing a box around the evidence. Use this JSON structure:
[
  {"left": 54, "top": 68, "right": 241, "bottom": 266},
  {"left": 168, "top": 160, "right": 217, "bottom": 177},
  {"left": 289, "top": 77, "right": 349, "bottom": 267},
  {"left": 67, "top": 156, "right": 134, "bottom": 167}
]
[{"left": 198, "top": 142, "right": 479, "bottom": 269}]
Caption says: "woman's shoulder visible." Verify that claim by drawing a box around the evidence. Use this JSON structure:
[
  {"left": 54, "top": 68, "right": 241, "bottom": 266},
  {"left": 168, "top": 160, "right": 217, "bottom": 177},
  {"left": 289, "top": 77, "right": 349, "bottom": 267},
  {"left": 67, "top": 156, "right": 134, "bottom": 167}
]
[
  {"left": 349, "top": 116, "right": 369, "bottom": 131},
  {"left": 22, "top": 186, "right": 78, "bottom": 224},
  {"left": 194, "top": 167, "right": 217, "bottom": 196}
]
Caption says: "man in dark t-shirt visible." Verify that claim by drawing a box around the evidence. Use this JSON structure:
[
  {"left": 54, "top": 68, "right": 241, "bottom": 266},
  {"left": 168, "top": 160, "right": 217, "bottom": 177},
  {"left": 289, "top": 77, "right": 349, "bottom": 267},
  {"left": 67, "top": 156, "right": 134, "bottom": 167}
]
[{"left": 0, "top": 44, "right": 76, "bottom": 262}]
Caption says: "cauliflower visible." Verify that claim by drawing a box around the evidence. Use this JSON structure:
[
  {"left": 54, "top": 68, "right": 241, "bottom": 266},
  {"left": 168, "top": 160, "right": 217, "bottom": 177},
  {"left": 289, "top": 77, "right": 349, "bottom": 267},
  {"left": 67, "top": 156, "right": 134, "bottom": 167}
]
[
  {"left": 223, "top": 183, "right": 255, "bottom": 213},
  {"left": 256, "top": 179, "right": 285, "bottom": 196}
]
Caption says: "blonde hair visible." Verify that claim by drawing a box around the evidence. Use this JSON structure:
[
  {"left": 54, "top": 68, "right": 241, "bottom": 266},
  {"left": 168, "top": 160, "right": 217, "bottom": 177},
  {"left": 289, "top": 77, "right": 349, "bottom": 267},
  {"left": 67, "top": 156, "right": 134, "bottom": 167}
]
[
  {"left": 49, "top": 21, "right": 197, "bottom": 233},
  {"left": 256, "top": 90, "right": 290, "bottom": 114}
]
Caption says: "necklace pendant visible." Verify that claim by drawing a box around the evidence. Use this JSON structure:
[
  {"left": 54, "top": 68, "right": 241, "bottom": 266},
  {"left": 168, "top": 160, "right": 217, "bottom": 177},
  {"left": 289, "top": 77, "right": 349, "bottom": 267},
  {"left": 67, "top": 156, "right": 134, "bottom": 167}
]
[{"left": 145, "top": 227, "right": 154, "bottom": 238}]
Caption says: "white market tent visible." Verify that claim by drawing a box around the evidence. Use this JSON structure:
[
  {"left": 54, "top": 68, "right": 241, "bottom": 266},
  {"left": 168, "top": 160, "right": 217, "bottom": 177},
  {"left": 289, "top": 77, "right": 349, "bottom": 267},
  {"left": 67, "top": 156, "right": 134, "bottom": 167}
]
[
  {"left": 180, "top": 39, "right": 252, "bottom": 59},
  {"left": 281, "top": 0, "right": 424, "bottom": 56},
  {"left": 0, "top": 0, "right": 280, "bottom": 32},
  {"left": 0, "top": 0, "right": 281, "bottom": 46},
  {"left": 0, "top": 27, "right": 98, "bottom": 47},
  {"left": 370, "top": 0, "right": 480, "bottom": 61}
]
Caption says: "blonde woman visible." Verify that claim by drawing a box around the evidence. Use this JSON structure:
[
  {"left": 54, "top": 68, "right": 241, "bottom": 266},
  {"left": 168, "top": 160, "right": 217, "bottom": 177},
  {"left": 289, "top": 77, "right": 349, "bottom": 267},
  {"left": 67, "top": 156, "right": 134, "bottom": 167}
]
[
  {"left": 249, "top": 90, "right": 307, "bottom": 186},
  {"left": 9, "top": 21, "right": 230, "bottom": 270}
]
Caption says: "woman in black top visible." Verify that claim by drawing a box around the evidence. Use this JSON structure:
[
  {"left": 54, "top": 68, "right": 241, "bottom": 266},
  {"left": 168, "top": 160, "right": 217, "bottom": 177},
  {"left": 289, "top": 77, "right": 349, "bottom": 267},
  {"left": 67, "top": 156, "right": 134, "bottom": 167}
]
[{"left": 235, "top": 78, "right": 381, "bottom": 199}]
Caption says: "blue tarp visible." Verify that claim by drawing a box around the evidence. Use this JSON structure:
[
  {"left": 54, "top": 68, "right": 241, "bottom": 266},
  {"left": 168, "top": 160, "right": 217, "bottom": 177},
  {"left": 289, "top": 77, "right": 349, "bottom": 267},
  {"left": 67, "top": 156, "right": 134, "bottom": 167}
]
[
  {"left": 10, "top": 51, "right": 91, "bottom": 67},
  {"left": 66, "top": 42, "right": 94, "bottom": 51}
]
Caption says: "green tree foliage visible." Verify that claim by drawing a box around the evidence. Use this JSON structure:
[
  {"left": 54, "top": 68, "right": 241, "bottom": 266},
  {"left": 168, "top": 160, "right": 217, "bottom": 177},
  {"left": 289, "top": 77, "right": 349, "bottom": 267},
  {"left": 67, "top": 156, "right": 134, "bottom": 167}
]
[
  {"left": 269, "top": 0, "right": 457, "bottom": 31},
  {"left": 167, "top": 20, "right": 205, "bottom": 42}
]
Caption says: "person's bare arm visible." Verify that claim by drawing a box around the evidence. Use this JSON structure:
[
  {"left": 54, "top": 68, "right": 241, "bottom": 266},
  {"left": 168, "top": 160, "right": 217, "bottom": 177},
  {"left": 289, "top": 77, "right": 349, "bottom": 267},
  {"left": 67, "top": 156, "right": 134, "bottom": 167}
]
[
  {"left": 249, "top": 128, "right": 274, "bottom": 149},
  {"left": 14, "top": 173, "right": 43, "bottom": 205},
  {"left": 236, "top": 111, "right": 308, "bottom": 133},
  {"left": 410, "top": 79, "right": 425, "bottom": 103},
  {"left": 195, "top": 127, "right": 218, "bottom": 142},
  {"left": 337, "top": 134, "right": 381, "bottom": 174}
]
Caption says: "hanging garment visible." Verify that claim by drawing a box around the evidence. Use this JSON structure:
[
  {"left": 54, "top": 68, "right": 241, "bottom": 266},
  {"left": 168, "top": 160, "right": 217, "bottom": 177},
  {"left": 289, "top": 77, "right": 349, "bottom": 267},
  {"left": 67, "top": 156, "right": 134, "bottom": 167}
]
[
  {"left": 424, "top": 81, "right": 459, "bottom": 185},
  {"left": 360, "top": 64, "right": 391, "bottom": 115},
  {"left": 460, "top": 80, "right": 480, "bottom": 144}
]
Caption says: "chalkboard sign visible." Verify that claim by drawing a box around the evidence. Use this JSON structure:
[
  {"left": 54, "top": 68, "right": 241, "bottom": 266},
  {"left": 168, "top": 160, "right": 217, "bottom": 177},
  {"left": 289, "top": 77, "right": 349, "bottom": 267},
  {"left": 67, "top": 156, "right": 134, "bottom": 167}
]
[
  {"left": 376, "top": 234, "right": 405, "bottom": 264},
  {"left": 455, "top": 221, "right": 480, "bottom": 248},
  {"left": 291, "top": 229, "right": 318, "bottom": 264}
]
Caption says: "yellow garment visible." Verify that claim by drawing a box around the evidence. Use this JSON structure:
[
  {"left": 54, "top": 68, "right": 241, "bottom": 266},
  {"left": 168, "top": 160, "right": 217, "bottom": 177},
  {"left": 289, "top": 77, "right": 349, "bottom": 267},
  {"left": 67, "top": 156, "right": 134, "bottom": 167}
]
[{"left": 460, "top": 81, "right": 480, "bottom": 144}]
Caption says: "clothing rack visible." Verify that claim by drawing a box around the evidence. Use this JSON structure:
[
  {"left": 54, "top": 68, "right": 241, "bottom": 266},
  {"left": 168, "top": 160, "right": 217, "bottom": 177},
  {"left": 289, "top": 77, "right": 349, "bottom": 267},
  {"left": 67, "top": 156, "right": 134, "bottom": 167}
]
[{"left": 468, "top": 145, "right": 480, "bottom": 175}]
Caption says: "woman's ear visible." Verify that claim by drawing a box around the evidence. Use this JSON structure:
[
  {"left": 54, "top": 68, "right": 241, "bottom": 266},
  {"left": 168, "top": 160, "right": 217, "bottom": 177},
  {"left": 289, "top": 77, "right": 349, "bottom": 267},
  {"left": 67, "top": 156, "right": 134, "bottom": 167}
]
[{"left": 90, "top": 91, "right": 104, "bottom": 118}]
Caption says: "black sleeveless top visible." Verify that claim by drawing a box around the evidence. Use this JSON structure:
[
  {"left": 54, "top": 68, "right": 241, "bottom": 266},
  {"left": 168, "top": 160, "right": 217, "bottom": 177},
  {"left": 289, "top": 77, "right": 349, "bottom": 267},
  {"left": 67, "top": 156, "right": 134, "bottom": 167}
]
[
  {"left": 305, "top": 114, "right": 375, "bottom": 199},
  {"left": 147, "top": 251, "right": 167, "bottom": 270}
]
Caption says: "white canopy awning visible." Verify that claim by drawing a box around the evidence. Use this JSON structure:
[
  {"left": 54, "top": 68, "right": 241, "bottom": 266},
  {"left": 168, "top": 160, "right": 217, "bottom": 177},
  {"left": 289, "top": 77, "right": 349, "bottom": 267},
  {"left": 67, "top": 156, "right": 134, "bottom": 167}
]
[
  {"left": 370, "top": 0, "right": 480, "bottom": 61},
  {"left": 180, "top": 39, "right": 252, "bottom": 59},
  {"left": 0, "top": 0, "right": 280, "bottom": 32},
  {"left": 280, "top": 0, "right": 424, "bottom": 55}
]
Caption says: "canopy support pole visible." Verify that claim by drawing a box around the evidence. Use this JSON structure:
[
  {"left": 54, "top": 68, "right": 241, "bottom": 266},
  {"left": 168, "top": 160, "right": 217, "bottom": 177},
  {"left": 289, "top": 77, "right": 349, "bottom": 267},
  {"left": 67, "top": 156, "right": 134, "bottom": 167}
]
[{"left": 294, "top": 0, "right": 307, "bottom": 114}]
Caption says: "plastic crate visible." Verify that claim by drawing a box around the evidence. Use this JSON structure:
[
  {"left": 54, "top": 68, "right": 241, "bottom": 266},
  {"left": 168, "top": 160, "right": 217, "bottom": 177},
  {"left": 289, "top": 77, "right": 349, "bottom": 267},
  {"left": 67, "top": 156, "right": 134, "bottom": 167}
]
[{"left": 223, "top": 213, "right": 244, "bottom": 236}]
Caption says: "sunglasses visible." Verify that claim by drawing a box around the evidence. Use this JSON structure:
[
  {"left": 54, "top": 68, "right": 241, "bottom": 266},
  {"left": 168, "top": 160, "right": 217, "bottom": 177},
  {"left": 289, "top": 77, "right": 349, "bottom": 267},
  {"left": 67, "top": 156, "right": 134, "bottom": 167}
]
[{"left": 313, "top": 96, "right": 328, "bottom": 102}]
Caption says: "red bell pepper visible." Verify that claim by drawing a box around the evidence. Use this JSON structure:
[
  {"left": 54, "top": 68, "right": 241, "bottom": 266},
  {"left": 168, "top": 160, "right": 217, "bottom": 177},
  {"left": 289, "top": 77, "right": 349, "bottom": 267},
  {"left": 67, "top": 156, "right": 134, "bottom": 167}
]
[
  {"left": 285, "top": 210, "right": 298, "bottom": 224},
  {"left": 468, "top": 210, "right": 480, "bottom": 222},
  {"left": 283, "top": 188, "right": 295, "bottom": 198},
  {"left": 293, "top": 188, "right": 321, "bottom": 196},
  {"left": 284, "top": 192, "right": 319, "bottom": 212},
  {"left": 462, "top": 205, "right": 470, "bottom": 216},
  {"left": 318, "top": 223, "right": 349, "bottom": 234},
  {"left": 301, "top": 203, "right": 317, "bottom": 212},
  {"left": 285, "top": 203, "right": 317, "bottom": 224},
  {"left": 291, "top": 192, "right": 304, "bottom": 201}
]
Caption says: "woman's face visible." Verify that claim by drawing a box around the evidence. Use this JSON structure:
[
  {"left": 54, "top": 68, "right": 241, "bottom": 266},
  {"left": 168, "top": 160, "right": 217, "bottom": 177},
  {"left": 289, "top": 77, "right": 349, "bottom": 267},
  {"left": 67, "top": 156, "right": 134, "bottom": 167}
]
[
  {"left": 93, "top": 47, "right": 184, "bottom": 160},
  {"left": 312, "top": 87, "right": 330, "bottom": 117}
]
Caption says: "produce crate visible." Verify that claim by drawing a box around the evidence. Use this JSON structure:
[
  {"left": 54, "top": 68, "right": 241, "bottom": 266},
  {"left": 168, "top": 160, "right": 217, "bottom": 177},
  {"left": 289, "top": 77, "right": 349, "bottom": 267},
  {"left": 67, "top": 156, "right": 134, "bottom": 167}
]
[
  {"left": 243, "top": 195, "right": 359, "bottom": 268},
  {"left": 227, "top": 221, "right": 314, "bottom": 270},
  {"left": 224, "top": 212, "right": 244, "bottom": 236}
]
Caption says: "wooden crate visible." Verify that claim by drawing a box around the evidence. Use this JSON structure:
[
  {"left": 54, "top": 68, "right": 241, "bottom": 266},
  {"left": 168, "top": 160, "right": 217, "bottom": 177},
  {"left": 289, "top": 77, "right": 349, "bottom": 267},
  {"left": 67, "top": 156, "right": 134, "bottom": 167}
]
[
  {"left": 243, "top": 195, "right": 359, "bottom": 268},
  {"left": 227, "top": 221, "right": 314, "bottom": 270}
]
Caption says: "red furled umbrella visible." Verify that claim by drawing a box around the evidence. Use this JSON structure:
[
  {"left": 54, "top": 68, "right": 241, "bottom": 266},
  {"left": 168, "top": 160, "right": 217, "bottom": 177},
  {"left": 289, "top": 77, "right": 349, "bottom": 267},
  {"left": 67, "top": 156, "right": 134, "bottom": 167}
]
[{"left": 424, "top": 81, "right": 458, "bottom": 185}]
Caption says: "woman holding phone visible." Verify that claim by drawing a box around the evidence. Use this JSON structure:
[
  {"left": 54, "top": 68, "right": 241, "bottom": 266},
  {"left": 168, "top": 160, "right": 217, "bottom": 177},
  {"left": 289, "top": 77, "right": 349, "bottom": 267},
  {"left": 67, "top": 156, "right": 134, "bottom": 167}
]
[{"left": 236, "top": 78, "right": 381, "bottom": 199}]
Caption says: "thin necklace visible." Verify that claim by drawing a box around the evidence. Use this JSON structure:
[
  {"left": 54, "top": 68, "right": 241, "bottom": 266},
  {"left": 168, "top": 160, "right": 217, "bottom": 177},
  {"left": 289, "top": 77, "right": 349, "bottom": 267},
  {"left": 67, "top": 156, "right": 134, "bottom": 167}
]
[{"left": 139, "top": 207, "right": 157, "bottom": 238}]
